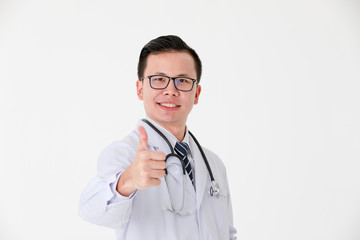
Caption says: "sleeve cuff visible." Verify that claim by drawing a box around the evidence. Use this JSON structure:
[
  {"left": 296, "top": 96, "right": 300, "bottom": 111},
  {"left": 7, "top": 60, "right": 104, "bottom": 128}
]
[{"left": 107, "top": 172, "right": 137, "bottom": 205}]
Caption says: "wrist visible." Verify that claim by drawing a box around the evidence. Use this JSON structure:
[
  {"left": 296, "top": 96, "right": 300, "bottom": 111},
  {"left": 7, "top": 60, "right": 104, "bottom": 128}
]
[{"left": 116, "top": 170, "right": 136, "bottom": 197}]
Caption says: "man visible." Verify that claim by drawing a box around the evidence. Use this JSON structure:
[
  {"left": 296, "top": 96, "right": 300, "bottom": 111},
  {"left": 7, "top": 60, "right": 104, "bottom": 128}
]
[{"left": 79, "top": 35, "right": 237, "bottom": 239}]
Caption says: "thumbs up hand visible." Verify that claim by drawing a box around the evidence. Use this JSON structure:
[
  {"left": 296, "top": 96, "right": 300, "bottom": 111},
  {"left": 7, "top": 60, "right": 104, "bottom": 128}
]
[{"left": 116, "top": 126, "right": 166, "bottom": 197}]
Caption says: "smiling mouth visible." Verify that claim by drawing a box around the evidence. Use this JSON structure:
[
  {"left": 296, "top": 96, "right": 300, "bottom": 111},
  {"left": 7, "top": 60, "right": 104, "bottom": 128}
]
[{"left": 158, "top": 102, "right": 180, "bottom": 108}]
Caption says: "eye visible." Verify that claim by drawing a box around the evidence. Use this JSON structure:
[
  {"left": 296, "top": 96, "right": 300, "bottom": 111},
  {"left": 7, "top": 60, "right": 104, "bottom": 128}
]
[
  {"left": 177, "top": 78, "right": 191, "bottom": 84},
  {"left": 152, "top": 76, "right": 166, "bottom": 82}
]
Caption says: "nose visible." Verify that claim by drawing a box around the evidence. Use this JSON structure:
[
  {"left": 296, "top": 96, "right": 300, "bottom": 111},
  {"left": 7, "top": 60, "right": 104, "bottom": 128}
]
[{"left": 163, "top": 79, "right": 179, "bottom": 96}]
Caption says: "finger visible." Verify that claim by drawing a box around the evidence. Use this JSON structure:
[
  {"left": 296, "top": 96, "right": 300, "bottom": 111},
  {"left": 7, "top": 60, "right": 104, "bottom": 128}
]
[
  {"left": 149, "top": 169, "right": 166, "bottom": 179},
  {"left": 146, "top": 159, "right": 166, "bottom": 170},
  {"left": 137, "top": 125, "right": 148, "bottom": 151},
  {"left": 148, "top": 151, "right": 166, "bottom": 161},
  {"left": 147, "top": 178, "right": 161, "bottom": 187}
]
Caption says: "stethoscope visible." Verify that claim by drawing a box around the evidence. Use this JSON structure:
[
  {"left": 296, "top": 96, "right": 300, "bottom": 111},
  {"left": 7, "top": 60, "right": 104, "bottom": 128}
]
[{"left": 142, "top": 119, "right": 220, "bottom": 200}]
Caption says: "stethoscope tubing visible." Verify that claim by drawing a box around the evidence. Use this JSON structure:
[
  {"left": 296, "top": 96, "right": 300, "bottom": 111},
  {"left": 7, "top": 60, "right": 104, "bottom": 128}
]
[
  {"left": 188, "top": 131, "right": 215, "bottom": 182},
  {"left": 141, "top": 119, "right": 218, "bottom": 194}
]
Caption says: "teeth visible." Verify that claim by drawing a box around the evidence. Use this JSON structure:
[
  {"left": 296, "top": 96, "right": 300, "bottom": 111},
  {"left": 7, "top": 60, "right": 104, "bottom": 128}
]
[{"left": 160, "top": 103, "right": 177, "bottom": 107}]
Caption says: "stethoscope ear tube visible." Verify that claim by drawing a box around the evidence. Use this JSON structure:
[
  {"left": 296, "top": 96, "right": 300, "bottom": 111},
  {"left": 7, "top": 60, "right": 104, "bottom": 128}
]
[
  {"left": 188, "top": 131, "right": 216, "bottom": 183},
  {"left": 187, "top": 131, "right": 220, "bottom": 197}
]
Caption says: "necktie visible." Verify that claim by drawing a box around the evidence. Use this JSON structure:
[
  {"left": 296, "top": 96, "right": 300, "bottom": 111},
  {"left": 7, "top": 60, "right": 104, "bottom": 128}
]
[{"left": 174, "top": 141, "right": 194, "bottom": 184}]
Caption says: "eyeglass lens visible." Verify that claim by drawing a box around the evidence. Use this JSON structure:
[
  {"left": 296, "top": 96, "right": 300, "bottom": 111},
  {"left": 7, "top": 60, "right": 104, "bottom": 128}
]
[{"left": 149, "top": 76, "right": 195, "bottom": 91}]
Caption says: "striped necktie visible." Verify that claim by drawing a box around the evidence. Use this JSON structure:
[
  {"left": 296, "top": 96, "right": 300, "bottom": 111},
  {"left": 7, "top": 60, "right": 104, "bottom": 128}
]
[{"left": 174, "top": 141, "right": 194, "bottom": 184}]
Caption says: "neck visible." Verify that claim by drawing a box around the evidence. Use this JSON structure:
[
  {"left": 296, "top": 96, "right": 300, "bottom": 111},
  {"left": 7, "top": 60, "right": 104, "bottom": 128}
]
[
  {"left": 165, "top": 125, "right": 186, "bottom": 142},
  {"left": 149, "top": 118, "right": 186, "bottom": 141}
]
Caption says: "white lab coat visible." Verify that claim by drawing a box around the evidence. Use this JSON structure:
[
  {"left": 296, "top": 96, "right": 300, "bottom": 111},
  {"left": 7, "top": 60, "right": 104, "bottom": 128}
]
[{"left": 79, "top": 118, "right": 237, "bottom": 239}]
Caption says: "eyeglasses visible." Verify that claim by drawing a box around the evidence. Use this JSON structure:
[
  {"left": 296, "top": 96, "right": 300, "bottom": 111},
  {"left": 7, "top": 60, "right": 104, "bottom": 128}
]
[{"left": 143, "top": 75, "right": 198, "bottom": 92}]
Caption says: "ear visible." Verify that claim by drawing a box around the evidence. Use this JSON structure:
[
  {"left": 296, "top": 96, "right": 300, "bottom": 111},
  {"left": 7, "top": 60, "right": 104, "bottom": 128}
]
[
  {"left": 136, "top": 80, "right": 144, "bottom": 100},
  {"left": 194, "top": 85, "right": 201, "bottom": 105}
]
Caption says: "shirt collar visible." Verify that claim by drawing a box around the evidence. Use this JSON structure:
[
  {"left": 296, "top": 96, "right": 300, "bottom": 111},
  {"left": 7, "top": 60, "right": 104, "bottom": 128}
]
[{"left": 145, "top": 116, "right": 192, "bottom": 155}]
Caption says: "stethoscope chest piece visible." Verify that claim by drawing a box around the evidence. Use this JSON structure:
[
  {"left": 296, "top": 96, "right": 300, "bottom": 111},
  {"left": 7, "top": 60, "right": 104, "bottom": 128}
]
[{"left": 210, "top": 181, "right": 220, "bottom": 197}]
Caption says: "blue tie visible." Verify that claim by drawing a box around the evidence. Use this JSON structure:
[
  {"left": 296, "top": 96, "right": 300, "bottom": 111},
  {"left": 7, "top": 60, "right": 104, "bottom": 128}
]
[{"left": 174, "top": 142, "right": 194, "bottom": 184}]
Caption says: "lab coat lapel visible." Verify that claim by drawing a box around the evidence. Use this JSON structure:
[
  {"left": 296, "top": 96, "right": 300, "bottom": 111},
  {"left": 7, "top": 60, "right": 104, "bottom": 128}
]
[{"left": 191, "top": 138, "right": 209, "bottom": 209}]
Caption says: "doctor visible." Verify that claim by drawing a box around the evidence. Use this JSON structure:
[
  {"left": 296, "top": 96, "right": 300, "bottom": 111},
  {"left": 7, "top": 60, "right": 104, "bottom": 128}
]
[{"left": 79, "top": 35, "right": 237, "bottom": 239}]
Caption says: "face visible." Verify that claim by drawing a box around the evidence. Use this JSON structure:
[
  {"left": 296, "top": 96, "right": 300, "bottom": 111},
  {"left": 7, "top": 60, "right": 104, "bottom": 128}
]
[{"left": 136, "top": 51, "right": 201, "bottom": 131}]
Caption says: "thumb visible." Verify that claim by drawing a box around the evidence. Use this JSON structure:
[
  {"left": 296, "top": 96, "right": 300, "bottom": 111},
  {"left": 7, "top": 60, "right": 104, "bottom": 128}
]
[{"left": 137, "top": 125, "right": 148, "bottom": 151}]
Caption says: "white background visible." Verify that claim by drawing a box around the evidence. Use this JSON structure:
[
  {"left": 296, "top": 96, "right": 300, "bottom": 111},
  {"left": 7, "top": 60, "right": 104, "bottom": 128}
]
[{"left": 1, "top": 0, "right": 360, "bottom": 239}]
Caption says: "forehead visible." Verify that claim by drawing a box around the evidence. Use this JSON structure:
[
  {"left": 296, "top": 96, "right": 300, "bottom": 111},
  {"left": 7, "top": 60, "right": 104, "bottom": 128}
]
[{"left": 145, "top": 51, "right": 197, "bottom": 78}]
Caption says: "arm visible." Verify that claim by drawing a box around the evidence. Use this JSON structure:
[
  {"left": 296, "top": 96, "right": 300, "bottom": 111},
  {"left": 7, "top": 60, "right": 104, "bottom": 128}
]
[
  {"left": 79, "top": 127, "right": 166, "bottom": 229},
  {"left": 78, "top": 140, "right": 137, "bottom": 229}
]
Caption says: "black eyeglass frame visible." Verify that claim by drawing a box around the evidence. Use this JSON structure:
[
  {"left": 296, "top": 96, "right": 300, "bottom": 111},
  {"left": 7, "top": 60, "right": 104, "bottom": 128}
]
[{"left": 142, "top": 75, "right": 198, "bottom": 92}]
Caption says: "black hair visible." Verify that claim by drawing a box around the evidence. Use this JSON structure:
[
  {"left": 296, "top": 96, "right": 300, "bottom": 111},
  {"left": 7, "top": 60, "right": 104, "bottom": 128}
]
[{"left": 137, "top": 35, "right": 202, "bottom": 82}]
